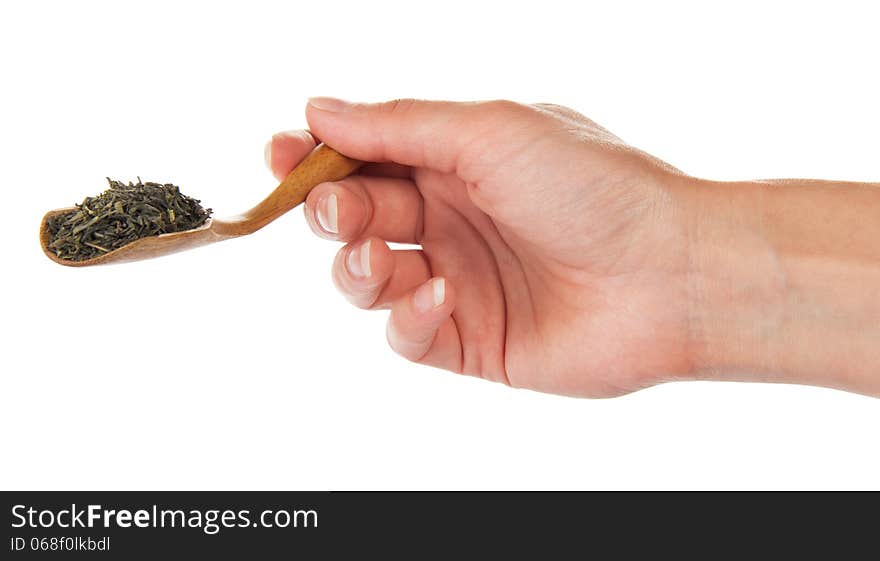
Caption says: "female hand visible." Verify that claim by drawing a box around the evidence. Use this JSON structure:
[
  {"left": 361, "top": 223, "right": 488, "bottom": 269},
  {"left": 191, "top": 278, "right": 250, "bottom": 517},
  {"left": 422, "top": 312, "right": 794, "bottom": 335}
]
[
  {"left": 267, "top": 98, "right": 880, "bottom": 398},
  {"left": 267, "top": 98, "right": 694, "bottom": 397}
]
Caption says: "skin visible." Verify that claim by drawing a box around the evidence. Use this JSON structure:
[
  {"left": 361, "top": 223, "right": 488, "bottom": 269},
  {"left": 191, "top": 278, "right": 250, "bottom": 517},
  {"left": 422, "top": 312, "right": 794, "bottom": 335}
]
[{"left": 266, "top": 98, "right": 880, "bottom": 398}]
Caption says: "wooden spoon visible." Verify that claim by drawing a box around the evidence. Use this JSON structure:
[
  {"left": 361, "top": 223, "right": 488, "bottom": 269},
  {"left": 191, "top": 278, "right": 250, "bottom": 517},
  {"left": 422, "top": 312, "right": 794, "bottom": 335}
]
[{"left": 40, "top": 144, "right": 363, "bottom": 267}]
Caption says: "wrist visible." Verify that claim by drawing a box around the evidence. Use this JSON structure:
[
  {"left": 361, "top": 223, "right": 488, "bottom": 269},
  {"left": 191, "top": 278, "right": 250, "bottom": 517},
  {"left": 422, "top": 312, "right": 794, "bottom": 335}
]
[
  {"left": 682, "top": 179, "right": 785, "bottom": 380},
  {"left": 682, "top": 177, "right": 880, "bottom": 395}
]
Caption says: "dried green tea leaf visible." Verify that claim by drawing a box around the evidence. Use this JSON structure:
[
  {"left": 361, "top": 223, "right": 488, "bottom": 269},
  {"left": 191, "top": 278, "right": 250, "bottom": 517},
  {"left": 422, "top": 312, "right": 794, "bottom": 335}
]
[{"left": 46, "top": 178, "right": 212, "bottom": 261}]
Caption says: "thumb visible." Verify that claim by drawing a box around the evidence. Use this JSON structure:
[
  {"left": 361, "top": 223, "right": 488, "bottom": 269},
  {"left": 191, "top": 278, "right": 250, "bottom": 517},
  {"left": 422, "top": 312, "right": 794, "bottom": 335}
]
[{"left": 305, "top": 97, "right": 531, "bottom": 177}]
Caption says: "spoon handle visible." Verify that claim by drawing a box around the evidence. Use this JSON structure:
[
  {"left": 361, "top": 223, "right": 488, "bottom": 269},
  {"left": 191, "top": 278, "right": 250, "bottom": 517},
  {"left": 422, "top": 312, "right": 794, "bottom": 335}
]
[{"left": 224, "top": 143, "right": 363, "bottom": 235}]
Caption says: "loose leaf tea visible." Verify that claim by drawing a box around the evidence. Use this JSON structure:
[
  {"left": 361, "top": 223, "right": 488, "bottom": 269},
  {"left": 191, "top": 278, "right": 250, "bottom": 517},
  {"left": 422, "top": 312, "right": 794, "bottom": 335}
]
[{"left": 45, "top": 178, "right": 212, "bottom": 261}]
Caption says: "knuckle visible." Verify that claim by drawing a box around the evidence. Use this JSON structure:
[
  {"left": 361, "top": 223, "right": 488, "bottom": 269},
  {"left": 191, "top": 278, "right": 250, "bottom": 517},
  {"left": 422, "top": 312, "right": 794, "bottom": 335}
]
[
  {"left": 344, "top": 291, "right": 378, "bottom": 310},
  {"left": 486, "top": 99, "right": 530, "bottom": 116},
  {"left": 337, "top": 280, "right": 380, "bottom": 310},
  {"left": 532, "top": 103, "right": 597, "bottom": 129},
  {"left": 385, "top": 319, "right": 425, "bottom": 363},
  {"left": 332, "top": 244, "right": 385, "bottom": 310},
  {"left": 381, "top": 98, "right": 419, "bottom": 116},
  {"left": 532, "top": 102, "right": 569, "bottom": 115}
]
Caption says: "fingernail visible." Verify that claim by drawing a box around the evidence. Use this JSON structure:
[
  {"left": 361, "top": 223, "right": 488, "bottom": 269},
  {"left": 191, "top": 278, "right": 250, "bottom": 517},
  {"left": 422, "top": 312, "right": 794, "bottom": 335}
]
[
  {"left": 308, "top": 96, "right": 351, "bottom": 113},
  {"left": 414, "top": 278, "right": 445, "bottom": 313},
  {"left": 263, "top": 139, "right": 273, "bottom": 170},
  {"left": 346, "top": 239, "right": 372, "bottom": 279},
  {"left": 317, "top": 193, "right": 338, "bottom": 234}
]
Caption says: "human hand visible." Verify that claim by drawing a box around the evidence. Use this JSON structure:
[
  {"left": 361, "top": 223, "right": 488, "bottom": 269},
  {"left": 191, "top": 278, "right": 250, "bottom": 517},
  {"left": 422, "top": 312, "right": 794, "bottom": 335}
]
[
  {"left": 266, "top": 98, "right": 880, "bottom": 398},
  {"left": 266, "top": 98, "right": 695, "bottom": 397}
]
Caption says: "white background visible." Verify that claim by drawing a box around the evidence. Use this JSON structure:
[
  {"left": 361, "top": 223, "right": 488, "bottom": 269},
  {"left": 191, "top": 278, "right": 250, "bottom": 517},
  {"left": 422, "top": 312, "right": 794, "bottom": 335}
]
[{"left": 1, "top": 0, "right": 878, "bottom": 490}]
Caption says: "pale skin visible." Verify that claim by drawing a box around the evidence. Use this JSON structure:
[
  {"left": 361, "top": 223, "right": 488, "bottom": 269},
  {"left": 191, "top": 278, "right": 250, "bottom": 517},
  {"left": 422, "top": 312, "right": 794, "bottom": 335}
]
[{"left": 266, "top": 98, "right": 880, "bottom": 398}]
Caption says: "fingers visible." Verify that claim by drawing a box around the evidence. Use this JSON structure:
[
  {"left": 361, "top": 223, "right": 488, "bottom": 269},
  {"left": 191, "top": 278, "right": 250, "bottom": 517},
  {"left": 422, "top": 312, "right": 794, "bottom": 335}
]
[
  {"left": 264, "top": 130, "right": 318, "bottom": 182},
  {"left": 264, "top": 121, "right": 466, "bottom": 372},
  {"left": 331, "top": 241, "right": 462, "bottom": 372},
  {"left": 264, "top": 131, "right": 424, "bottom": 243},
  {"left": 265, "top": 130, "right": 411, "bottom": 181},
  {"left": 386, "top": 277, "right": 461, "bottom": 371},
  {"left": 332, "top": 238, "right": 431, "bottom": 310},
  {"left": 304, "top": 97, "right": 535, "bottom": 176},
  {"left": 304, "top": 175, "right": 424, "bottom": 244}
]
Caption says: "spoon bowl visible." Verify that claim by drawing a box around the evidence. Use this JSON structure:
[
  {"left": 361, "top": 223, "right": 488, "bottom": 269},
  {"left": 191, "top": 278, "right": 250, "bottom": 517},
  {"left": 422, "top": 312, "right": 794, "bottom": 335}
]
[{"left": 40, "top": 144, "right": 362, "bottom": 267}]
